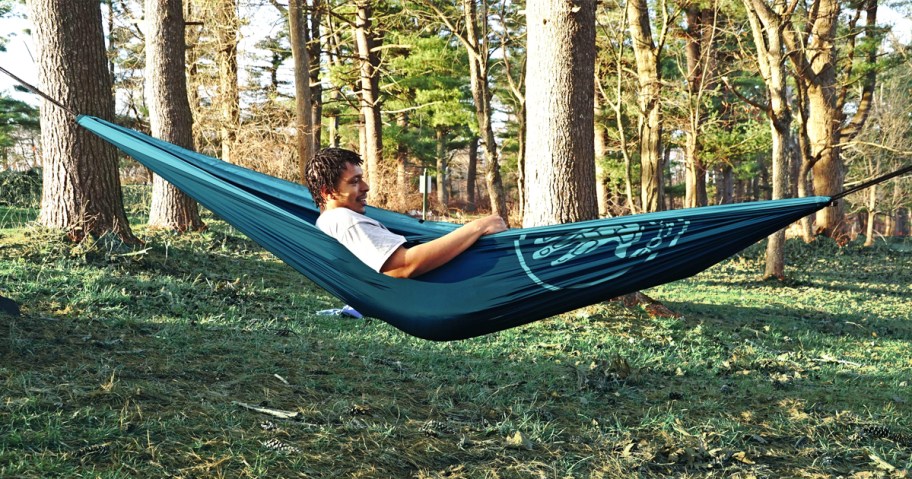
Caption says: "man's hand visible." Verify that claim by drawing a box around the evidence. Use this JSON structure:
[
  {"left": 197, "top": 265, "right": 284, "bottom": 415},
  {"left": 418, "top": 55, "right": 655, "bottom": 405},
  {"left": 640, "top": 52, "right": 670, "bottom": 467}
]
[{"left": 470, "top": 214, "right": 508, "bottom": 235}]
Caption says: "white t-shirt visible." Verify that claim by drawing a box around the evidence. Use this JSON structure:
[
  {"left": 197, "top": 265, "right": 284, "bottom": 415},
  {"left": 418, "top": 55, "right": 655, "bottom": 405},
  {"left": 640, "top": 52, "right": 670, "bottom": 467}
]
[{"left": 317, "top": 208, "right": 407, "bottom": 272}]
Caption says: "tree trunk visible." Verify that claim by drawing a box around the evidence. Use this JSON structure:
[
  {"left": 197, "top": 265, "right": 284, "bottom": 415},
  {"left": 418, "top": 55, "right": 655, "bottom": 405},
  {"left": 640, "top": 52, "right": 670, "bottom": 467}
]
[
  {"left": 463, "top": 0, "right": 507, "bottom": 222},
  {"left": 627, "top": 0, "right": 663, "bottom": 212},
  {"left": 522, "top": 0, "right": 597, "bottom": 226},
  {"left": 721, "top": 165, "right": 734, "bottom": 204},
  {"left": 29, "top": 0, "right": 136, "bottom": 243},
  {"left": 310, "top": 0, "right": 324, "bottom": 148},
  {"left": 783, "top": 0, "right": 879, "bottom": 239},
  {"left": 395, "top": 112, "right": 409, "bottom": 210},
  {"left": 514, "top": 102, "right": 527, "bottom": 220},
  {"left": 289, "top": 0, "right": 315, "bottom": 183},
  {"left": 215, "top": 0, "right": 239, "bottom": 163},
  {"left": 435, "top": 127, "right": 448, "bottom": 208},
  {"left": 895, "top": 208, "right": 909, "bottom": 236},
  {"left": 865, "top": 185, "right": 877, "bottom": 246},
  {"left": 354, "top": 1, "right": 383, "bottom": 204},
  {"left": 683, "top": 134, "right": 706, "bottom": 208},
  {"left": 466, "top": 135, "right": 478, "bottom": 212},
  {"left": 682, "top": 6, "right": 713, "bottom": 209},
  {"left": 743, "top": 0, "right": 793, "bottom": 279},
  {"left": 594, "top": 87, "right": 609, "bottom": 217},
  {"left": 145, "top": 0, "right": 204, "bottom": 232}
]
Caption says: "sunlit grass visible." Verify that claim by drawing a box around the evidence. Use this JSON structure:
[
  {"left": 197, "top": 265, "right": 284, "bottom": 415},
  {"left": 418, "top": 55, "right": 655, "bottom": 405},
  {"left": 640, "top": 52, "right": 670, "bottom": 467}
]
[{"left": 1, "top": 214, "right": 910, "bottom": 477}]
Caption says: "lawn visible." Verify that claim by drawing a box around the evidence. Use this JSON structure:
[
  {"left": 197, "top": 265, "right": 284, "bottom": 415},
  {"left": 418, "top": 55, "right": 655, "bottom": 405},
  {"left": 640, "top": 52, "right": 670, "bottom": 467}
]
[{"left": 1, "top": 206, "right": 910, "bottom": 478}]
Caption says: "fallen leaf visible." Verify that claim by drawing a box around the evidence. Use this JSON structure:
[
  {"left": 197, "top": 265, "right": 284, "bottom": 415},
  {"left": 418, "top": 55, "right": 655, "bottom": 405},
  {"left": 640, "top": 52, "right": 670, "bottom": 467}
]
[
  {"left": 506, "top": 431, "right": 534, "bottom": 450},
  {"left": 733, "top": 451, "right": 755, "bottom": 464}
]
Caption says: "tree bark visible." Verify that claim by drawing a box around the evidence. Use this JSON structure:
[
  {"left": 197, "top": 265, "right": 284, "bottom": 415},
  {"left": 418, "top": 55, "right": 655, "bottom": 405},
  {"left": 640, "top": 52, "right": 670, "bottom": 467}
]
[
  {"left": 594, "top": 86, "right": 609, "bottom": 217},
  {"left": 145, "top": 0, "right": 204, "bottom": 232},
  {"left": 354, "top": 1, "right": 383, "bottom": 204},
  {"left": 289, "top": 0, "right": 315, "bottom": 183},
  {"left": 742, "top": 0, "right": 794, "bottom": 278},
  {"left": 215, "top": 0, "right": 239, "bottom": 163},
  {"left": 309, "top": 0, "right": 324, "bottom": 149},
  {"left": 466, "top": 135, "right": 478, "bottom": 212},
  {"left": 783, "top": 0, "right": 879, "bottom": 239},
  {"left": 395, "top": 111, "right": 409, "bottom": 210},
  {"left": 523, "top": 0, "right": 598, "bottom": 226},
  {"left": 865, "top": 185, "right": 877, "bottom": 246},
  {"left": 29, "top": 0, "right": 136, "bottom": 243},
  {"left": 627, "top": 0, "right": 664, "bottom": 212},
  {"left": 682, "top": 5, "right": 714, "bottom": 209},
  {"left": 435, "top": 127, "right": 448, "bottom": 208}
]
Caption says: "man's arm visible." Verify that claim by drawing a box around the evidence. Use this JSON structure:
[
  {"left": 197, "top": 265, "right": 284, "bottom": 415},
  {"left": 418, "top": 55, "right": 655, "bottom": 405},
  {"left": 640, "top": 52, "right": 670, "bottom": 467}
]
[{"left": 380, "top": 215, "right": 507, "bottom": 278}]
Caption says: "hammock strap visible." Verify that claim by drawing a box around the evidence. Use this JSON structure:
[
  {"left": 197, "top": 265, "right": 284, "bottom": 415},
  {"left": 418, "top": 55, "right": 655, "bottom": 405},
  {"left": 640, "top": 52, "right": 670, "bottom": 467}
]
[
  {"left": 831, "top": 162, "right": 912, "bottom": 202},
  {"left": 0, "top": 65, "right": 77, "bottom": 117}
]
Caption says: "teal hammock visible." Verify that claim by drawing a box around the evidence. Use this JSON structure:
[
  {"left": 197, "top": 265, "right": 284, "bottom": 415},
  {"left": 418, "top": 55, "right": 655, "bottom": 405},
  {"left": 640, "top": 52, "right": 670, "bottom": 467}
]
[{"left": 78, "top": 116, "right": 833, "bottom": 341}]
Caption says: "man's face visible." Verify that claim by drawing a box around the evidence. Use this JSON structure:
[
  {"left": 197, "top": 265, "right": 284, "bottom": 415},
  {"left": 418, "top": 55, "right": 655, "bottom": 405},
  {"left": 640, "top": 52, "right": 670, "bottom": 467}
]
[{"left": 326, "top": 162, "right": 369, "bottom": 213}]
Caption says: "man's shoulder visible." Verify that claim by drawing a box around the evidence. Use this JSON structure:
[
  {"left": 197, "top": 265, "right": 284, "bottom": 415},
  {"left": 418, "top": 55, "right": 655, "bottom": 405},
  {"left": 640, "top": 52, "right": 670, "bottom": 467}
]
[
  {"left": 319, "top": 207, "right": 371, "bottom": 224},
  {"left": 317, "top": 207, "right": 377, "bottom": 233}
]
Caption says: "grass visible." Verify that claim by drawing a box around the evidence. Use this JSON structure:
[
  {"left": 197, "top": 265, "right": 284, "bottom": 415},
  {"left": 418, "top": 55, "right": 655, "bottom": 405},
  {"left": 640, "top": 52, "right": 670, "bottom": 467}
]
[{"left": 1, "top": 204, "right": 911, "bottom": 478}]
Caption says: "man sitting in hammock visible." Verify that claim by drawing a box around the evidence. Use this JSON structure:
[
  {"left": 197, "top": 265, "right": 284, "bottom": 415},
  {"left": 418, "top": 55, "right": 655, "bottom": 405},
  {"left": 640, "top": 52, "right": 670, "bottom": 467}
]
[{"left": 305, "top": 148, "right": 507, "bottom": 278}]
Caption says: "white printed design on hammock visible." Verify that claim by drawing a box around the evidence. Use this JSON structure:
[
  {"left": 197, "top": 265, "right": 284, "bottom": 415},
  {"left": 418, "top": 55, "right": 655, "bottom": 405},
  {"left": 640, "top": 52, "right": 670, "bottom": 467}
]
[{"left": 514, "top": 219, "right": 690, "bottom": 291}]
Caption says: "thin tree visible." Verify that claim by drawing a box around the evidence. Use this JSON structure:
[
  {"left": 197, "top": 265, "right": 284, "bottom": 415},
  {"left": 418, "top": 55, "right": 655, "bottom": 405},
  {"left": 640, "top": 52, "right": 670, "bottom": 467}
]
[
  {"left": 310, "top": 0, "right": 324, "bottom": 148},
  {"left": 28, "top": 0, "right": 136, "bottom": 242},
  {"left": 679, "top": 1, "right": 720, "bottom": 209},
  {"left": 289, "top": 0, "right": 315, "bottom": 183},
  {"left": 735, "top": 0, "right": 795, "bottom": 278},
  {"left": 214, "top": 0, "right": 240, "bottom": 163},
  {"left": 354, "top": 0, "right": 383, "bottom": 203},
  {"left": 523, "top": 0, "right": 598, "bottom": 226},
  {"left": 627, "top": 0, "right": 669, "bottom": 212},
  {"left": 420, "top": 0, "right": 508, "bottom": 222},
  {"left": 145, "top": 0, "right": 204, "bottom": 232}
]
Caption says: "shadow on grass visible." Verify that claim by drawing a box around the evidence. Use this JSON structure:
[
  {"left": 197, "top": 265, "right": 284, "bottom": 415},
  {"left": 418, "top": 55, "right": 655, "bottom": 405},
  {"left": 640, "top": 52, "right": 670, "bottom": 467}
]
[{"left": 3, "top": 229, "right": 912, "bottom": 478}]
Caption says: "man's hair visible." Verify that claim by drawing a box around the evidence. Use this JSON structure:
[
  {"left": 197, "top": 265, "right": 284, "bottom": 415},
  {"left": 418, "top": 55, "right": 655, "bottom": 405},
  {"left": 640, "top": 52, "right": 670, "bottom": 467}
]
[{"left": 304, "top": 148, "right": 363, "bottom": 209}]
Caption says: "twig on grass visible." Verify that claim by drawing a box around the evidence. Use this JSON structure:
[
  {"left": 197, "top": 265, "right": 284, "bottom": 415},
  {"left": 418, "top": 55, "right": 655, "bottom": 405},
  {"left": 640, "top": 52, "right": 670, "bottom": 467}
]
[
  {"left": 232, "top": 401, "right": 301, "bottom": 420},
  {"left": 810, "top": 356, "right": 862, "bottom": 367}
]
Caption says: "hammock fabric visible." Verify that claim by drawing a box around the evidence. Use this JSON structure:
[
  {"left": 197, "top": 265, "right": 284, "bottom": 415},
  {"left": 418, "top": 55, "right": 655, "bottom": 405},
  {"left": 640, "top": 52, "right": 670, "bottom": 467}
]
[{"left": 78, "top": 115, "right": 832, "bottom": 341}]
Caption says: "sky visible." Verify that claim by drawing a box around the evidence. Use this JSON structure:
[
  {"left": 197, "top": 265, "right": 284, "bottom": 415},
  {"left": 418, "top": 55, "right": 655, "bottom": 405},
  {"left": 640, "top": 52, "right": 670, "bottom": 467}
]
[{"left": 1, "top": 4, "right": 911, "bottom": 107}]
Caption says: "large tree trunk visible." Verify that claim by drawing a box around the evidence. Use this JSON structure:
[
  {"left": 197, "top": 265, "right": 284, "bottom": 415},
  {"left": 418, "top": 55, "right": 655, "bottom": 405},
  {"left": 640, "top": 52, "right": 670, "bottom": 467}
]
[
  {"left": 145, "top": 0, "right": 204, "bottom": 232},
  {"left": 463, "top": 0, "right": 507, "bottom": 221},
  {"left": 783, "top": 0, "right": 878, "bottom": 239},
  {"left": 523, "top": 0, "right": 597, "bottom": 226},
  {"left": 215, "top": 0, "right": 240, "bottom": 163},
  {"left": 354, "top": 1, "right": 383, "bottom": 204},
  {"left": 29, "top": 0, "right": 136, "bottom": 243},
  {"left": 289, "top": 0, "right": 315, "bottom": 183},
  {"left": 627, "top": 0, "right": 663, "bottom": 212}
]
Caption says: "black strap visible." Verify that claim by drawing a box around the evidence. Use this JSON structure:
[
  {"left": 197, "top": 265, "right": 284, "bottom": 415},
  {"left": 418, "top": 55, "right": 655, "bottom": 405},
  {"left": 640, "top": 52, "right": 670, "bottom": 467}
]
[
  {"left": 0, "top": 65, "right": 77, "bottom": 117},
  {"left": 831, "top": 162, "right": 912, "bottom": 201}
]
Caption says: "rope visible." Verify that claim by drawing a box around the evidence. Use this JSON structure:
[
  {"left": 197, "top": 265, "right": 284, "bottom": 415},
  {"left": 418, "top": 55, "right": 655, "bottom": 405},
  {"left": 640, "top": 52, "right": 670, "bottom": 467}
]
[
  {"left": 0, "top": 65, "right": 77, "bottom": 117},
  {"left": 831, "top": 162, "right": 912, "bottom": 201}
]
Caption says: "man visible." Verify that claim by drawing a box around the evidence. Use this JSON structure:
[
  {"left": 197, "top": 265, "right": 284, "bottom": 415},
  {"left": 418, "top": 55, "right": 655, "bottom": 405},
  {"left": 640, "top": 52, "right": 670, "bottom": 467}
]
[{"left": 305, "top": 148, "right": 506, "bottom": 279}]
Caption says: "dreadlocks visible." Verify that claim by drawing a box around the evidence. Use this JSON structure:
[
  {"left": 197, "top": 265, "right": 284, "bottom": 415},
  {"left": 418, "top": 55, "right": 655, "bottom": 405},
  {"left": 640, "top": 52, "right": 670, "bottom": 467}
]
[{"left": 304, "top": 148, "right": 364, "bottom": 209}]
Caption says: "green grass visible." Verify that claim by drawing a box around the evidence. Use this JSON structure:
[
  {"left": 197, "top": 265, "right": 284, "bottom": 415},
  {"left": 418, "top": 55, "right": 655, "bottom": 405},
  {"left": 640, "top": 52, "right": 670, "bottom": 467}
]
[{"left": 1, "top": 211, "right": 911, "bottom": 478}]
